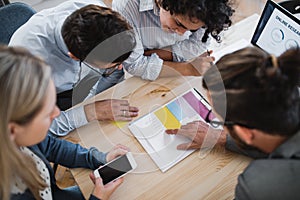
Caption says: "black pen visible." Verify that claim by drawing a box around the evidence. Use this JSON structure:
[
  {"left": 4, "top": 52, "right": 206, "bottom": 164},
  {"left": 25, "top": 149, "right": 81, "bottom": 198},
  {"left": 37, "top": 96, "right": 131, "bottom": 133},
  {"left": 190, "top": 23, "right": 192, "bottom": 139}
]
[
  {"left": 207, "top": 49, "right": 214, "bottom": 66},
  {"left": 207, "top": 49, "right": 210, "bottom": 56}
]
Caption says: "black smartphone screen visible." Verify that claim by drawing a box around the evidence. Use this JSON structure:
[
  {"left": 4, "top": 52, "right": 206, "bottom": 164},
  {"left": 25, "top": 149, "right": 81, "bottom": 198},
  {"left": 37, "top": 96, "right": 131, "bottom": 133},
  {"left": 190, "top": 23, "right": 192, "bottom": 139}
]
[{"left": 98, "top": 155, "right": 133, "bottom": 185}]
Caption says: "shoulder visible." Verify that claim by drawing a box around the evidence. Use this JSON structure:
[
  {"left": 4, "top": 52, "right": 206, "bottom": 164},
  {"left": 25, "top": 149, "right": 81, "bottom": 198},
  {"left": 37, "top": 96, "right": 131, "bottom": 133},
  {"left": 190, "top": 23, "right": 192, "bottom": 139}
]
[
  {"left": 235, "top": 159, "right": 300, "bottom": 200},
  {"left": 112, "top": 0, "right": 139, "bottom": 14}
]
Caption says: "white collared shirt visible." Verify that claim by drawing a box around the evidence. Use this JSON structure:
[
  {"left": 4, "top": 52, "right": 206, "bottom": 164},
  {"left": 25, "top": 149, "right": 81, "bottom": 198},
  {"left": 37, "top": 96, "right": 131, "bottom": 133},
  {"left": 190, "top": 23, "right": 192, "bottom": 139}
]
[{"left": 112, "top": 0, "right": 210, "bottom": 80}]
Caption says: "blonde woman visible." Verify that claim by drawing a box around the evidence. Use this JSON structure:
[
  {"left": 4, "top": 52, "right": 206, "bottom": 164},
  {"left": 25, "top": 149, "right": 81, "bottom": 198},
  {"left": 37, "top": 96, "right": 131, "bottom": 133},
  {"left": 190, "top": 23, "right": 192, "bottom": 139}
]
[{"left": 0, "top": 46, "right": 128, "bottom": 200}]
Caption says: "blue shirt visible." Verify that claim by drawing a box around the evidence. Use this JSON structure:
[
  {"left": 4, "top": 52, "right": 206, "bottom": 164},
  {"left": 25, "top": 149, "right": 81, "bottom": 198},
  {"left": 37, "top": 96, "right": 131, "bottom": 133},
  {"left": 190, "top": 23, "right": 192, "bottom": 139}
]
[
  {"left": 9, "top": 0, "right": 120, "bottom": 136},
  {"left": 10, "top": 134, "right": 107, "bottom": 200},
  {"left": 112, "top": 0, "right": 210, "bottom": 80},
  {"left": 9, "top": 0, "right": 107, "bottom": 94}
]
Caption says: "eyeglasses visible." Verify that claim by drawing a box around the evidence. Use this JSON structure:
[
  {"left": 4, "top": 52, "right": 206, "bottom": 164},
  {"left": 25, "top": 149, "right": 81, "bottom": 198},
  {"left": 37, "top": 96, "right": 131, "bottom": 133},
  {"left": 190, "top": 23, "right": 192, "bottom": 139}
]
[
  {"left": 81, "top": 61, "right": 121, "bottom": 77},
  {"left": 203, "top": 109, "right": 254, "bottom": 128},
  {"left": 207, "top": 118, "right": 253, "bottom": 129}
]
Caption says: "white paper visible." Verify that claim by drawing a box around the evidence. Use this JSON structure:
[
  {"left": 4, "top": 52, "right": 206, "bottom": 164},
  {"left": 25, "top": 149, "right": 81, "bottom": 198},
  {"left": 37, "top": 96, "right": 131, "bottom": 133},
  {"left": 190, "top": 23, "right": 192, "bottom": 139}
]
[
  {"left": 212, "top": 39, "right": 250, "bottom": 63},
  {"left": 128, "top": 89, "right": 212, "bottom": 172}
]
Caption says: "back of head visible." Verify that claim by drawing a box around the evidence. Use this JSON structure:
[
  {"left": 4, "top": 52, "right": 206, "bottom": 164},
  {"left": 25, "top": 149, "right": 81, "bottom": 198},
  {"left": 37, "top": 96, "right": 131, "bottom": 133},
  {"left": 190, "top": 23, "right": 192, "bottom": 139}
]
[
  {"left": 157, "top": 0, "right": 234, "bottom": 42},
  {"left": 203, "top": 47, "right": 300, "bottom": 137},
  {"left": 0, "top": 45, "right": 50, "bottom": 200},
  {"left": 62, "top": 5, "right": 136, "bottom": 63}
]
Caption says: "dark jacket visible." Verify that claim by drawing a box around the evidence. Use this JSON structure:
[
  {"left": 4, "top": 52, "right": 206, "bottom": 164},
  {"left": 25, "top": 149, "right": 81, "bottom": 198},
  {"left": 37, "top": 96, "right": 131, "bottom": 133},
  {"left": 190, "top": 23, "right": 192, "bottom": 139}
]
[{"left": 228, "top": 131, "right": 300, "bottom": 200}]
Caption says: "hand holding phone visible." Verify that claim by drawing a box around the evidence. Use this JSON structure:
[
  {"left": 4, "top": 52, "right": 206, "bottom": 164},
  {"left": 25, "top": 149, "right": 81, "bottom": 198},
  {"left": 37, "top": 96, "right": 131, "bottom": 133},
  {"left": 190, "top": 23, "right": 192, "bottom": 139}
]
[
  {"left": 94, "top": 152, "right": 137, "bottom": 185},
  {"left": 90, "top": 172, "right": 123, "bottom": 200}
]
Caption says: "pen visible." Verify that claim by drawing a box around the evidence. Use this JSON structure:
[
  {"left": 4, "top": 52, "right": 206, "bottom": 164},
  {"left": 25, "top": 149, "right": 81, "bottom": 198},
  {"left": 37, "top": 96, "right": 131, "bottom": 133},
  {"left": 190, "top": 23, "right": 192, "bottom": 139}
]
[
  {"left": 207, "top": 49, "right": 214, "bottom": 66},
  {"left": 207, "top": 49, "right": 210, "bottom": 56}
]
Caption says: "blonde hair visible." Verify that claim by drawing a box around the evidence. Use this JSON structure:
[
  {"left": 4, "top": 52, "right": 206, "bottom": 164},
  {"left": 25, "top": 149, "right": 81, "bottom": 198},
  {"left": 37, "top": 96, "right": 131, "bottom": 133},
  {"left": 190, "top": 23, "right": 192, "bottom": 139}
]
[{"left": 0, "top": 46, "right": 51, "bottom": 200}]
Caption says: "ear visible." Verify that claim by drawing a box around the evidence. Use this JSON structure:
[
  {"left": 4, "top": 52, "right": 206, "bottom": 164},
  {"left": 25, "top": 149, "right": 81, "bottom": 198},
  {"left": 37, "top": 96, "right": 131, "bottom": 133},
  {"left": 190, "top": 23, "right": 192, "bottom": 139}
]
[
  {"left": 8, "top": 122, "right": 20, "bottom": 141},
  {"left": 68, "top": 52, "right": 80, "bottom": 61},
  {"left": 233, "top": 125, "right": 255, "bottom": 145}
]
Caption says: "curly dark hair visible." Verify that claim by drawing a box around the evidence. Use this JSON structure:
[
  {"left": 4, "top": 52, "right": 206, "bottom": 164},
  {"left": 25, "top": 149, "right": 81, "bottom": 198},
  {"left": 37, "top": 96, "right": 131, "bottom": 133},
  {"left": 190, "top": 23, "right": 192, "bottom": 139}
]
[
  {"left": 62, "top": 5, "right": 136, "bottom": 63},
  {"left": 157, "top": 0, "right": 234, "bottom": 43}
]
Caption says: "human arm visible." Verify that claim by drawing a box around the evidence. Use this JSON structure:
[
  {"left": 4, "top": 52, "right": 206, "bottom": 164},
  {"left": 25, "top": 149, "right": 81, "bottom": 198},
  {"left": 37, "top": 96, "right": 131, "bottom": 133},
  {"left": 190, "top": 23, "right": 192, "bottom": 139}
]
[
  {"left": 144, "top": 47, "right": 173, "bottom": 61},
  {"left": 166, "top": 121, "right": 267, "bottom": 158},
  {"left": 125, "top": 42, "right": 213, "bottom": 79},
  {"left": 89, "top": 172, "right": 123, "bottom": 200},
  {"left": 122, "top": 29, "right": 213, "bottom": 79},
  {"left": 84, "top": 99, "right": 139, "bottom": 122},
  {"left": 166, "top": 121, "right": 226, "bottom": 150},
  {"left": 38, "top": 135, "right": 129, "bottom": 169},
  {"left": 159, "top": 51, "right": 214, "bottom": 77},
  {"left": 171, "top": 28, "right": 210, "bottom": 62},
  {"left": 49, "top": 106, "right": 88, "bottom": 136},
  {"left": 49, "top": 100, "right": 138, "bottom": 136},
  {"left": 88, "top": 145, "right": 128, "bottom": 200}
]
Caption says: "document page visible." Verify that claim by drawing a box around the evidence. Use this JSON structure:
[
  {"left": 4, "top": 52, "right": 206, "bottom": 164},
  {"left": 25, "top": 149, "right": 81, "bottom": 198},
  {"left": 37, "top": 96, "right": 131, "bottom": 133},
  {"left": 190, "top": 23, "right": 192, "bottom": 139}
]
[
  {"left": 128, "top": 88, "right": 217, "bottom": 172},
  {"left": 213, "top": 39, "right": 250, "bottom": 63}
]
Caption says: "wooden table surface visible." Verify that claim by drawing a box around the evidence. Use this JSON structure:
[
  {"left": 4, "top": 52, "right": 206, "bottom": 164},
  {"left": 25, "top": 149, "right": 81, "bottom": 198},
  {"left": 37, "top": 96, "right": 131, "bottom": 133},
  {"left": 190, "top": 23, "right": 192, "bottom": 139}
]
[{"left": 70, "top": 14, "right": 260, "bottom": 200}]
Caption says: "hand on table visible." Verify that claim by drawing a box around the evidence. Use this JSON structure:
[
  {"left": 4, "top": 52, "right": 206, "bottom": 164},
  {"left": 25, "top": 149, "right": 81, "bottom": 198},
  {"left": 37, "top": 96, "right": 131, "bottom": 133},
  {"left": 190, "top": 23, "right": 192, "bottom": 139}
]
[
  {"left": 166, "top": 121, "right": 226, "bottom": 150},
  {"left": 84, "top": 99, "right": 139, "bottom": 122}
]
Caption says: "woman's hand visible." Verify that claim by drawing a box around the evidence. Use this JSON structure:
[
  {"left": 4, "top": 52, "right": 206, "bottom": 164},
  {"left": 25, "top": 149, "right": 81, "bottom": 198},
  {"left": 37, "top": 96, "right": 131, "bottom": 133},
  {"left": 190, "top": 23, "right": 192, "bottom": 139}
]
[
  {"left": 90, "top": 172, "right": 123, "bottom": 200},
  {"left": 106, "top": 144, "right": 129, "bottom": 162}
]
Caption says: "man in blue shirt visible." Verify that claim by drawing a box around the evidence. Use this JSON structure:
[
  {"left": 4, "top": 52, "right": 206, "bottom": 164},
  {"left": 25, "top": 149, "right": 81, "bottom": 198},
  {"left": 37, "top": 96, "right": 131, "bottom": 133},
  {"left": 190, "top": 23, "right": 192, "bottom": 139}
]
[{"left": 10, "top": 0, "right": 139, "bottom": 136}]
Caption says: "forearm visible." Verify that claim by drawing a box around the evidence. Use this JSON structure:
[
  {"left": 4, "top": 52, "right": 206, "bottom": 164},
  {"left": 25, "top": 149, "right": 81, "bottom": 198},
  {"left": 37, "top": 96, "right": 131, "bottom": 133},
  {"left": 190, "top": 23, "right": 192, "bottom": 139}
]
[
  {"left": 172, "top": 28, "right": 209, "bottom": 62},
  {"left": 159, "top": 61, "right": 200, "bottom": 77},
  {"left": 40, "top": 135, "right": 107, "bottom": 169},
  {"left": 144, "top": 47, "right": 173, "bottom": 61},
  {"left": 49, "top": 106, "right": 88, "bottom": 136}
]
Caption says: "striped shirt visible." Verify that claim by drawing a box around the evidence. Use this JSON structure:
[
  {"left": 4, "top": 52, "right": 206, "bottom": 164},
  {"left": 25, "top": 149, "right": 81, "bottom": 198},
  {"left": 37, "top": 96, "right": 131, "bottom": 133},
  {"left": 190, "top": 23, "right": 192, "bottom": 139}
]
[{"left": 112, "top": 0, "right": 210, "bottom": 80}]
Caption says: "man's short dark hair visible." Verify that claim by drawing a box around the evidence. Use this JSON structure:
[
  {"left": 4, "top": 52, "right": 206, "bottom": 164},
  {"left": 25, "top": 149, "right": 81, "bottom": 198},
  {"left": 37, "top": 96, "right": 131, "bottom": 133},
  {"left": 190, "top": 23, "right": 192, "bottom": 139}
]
[
  {"left": 62, "top": 5, "right": 136, "bottom": 63},
  {"left": 157, "top": 0, "right": 234, "bottom": 43}
]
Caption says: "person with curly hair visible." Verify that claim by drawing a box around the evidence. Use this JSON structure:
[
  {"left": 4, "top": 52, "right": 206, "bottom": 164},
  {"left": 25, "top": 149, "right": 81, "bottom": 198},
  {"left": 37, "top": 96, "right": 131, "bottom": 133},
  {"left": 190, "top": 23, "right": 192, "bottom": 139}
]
[{"left": 112, "top": 0, "right": 234, "bottom": 80}]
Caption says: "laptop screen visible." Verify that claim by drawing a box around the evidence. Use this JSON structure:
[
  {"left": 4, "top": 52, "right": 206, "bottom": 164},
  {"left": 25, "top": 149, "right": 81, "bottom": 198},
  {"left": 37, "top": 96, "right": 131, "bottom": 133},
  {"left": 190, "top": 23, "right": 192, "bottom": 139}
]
[{"left": 251, "top": 0, "right": 300, "bottom": 56}]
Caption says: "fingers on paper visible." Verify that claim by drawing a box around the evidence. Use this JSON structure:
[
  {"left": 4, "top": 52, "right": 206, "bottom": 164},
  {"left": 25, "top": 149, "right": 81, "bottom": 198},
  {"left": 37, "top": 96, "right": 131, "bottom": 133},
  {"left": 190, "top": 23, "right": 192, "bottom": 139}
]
[{"left": 177, "top": 142, "right": 200, "bottom": 150}]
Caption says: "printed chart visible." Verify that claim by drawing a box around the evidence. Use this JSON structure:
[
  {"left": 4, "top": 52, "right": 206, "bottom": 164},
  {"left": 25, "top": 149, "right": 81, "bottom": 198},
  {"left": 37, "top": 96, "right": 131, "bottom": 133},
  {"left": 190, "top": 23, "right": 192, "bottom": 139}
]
[{"left": 129, "top": 88, "right": 216, "bottom": 172}]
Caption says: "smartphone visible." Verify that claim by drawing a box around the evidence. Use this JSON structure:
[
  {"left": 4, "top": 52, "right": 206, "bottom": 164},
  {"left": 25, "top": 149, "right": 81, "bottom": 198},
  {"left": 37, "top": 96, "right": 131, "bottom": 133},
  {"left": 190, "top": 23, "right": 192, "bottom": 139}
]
[{"left": 94, "top": 152, "right": 137, "bottom": 185}]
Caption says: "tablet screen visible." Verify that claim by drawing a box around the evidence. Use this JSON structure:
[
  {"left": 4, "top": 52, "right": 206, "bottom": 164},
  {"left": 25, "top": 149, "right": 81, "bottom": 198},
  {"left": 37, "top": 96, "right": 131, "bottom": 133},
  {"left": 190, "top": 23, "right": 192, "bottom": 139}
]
[{"left": 251, "top": 0, "right": 300, "bottom": 56}]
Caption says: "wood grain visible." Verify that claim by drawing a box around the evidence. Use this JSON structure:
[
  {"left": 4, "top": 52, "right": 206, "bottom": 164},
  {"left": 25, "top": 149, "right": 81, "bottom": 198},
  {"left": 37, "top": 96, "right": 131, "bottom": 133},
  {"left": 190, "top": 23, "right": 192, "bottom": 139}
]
[{"left": 69, "top": 14, "right": 261, "bottom": 200}]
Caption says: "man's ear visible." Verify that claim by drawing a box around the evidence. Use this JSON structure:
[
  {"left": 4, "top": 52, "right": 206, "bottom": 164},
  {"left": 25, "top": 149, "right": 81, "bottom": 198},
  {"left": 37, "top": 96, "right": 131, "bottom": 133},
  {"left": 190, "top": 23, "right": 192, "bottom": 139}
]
[
  {"left": 233, "top": 125, "right": 255, "bottom": 145},
  {"left": 68, "top": 52, "right": 80, "bottom": 61}
]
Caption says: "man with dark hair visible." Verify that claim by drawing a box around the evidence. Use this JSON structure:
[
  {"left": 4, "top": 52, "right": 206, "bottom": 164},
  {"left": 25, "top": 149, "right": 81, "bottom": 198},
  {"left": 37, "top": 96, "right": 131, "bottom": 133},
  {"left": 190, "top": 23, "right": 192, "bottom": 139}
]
[
  {"left": 167, "top": 47, "right": 300, "bottom": 199},
  {"left": 112, "top": 0, "right": 234, "bottom": 80},
  {"left": 9, "top": 0, "right": 138, "bottom": 136}
]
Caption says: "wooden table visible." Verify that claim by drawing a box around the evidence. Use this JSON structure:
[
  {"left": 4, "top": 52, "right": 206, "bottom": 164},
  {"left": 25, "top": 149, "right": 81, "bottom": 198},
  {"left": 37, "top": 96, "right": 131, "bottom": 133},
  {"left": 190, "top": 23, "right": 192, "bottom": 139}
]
[{"left": 70, "top": 14, "right": 259, "bottom": 200}]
